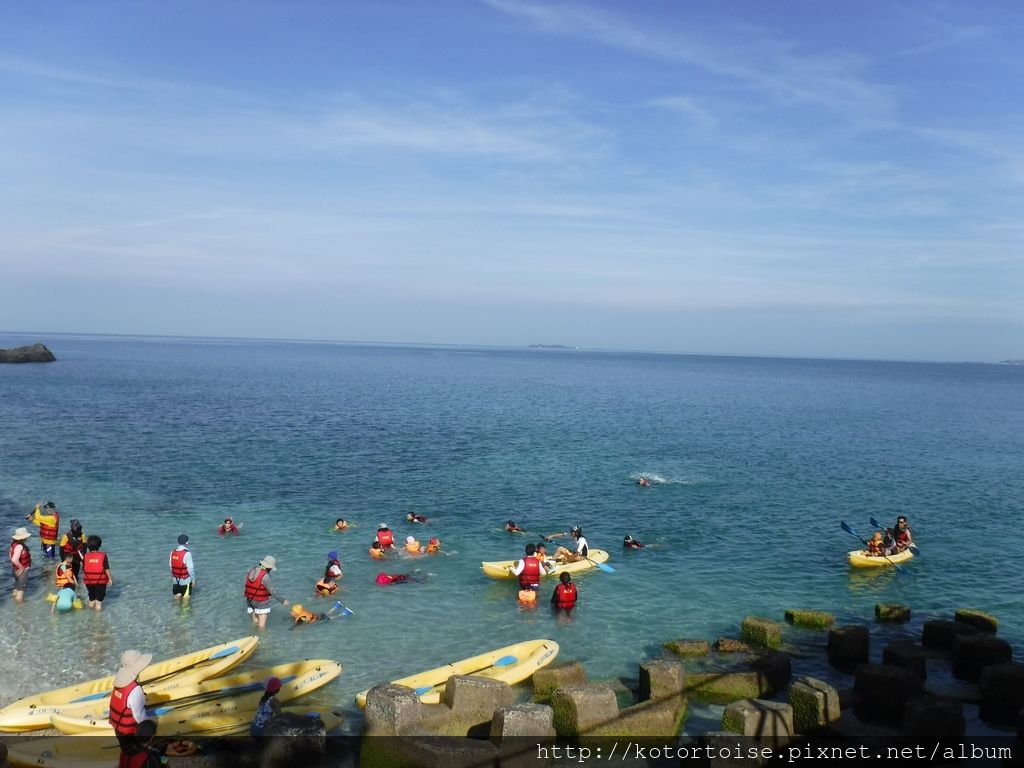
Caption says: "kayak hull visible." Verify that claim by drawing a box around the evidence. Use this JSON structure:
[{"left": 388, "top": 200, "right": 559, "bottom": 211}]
[
  {"left": 0, "top": 636, "right": 259, "bottom": 733},
  {"left": 480, "top": 550, "right": 609, "bottom": 579},
  {"left": 355, "top": 638, "right": 559, "bottom": 708},
  {"left": 51, "top": 660, "right": 341, "bottom": 736},
  {"left": 847, "top": 549, "right": 915, "bottom": 568}
]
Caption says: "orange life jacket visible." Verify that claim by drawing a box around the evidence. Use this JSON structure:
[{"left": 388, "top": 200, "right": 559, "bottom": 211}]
[
  {"left": 369, "top": 547, "right": 384, "bottom": 560},
  {"left": 554, "top": 582, "right": 577, "bottom": 608},
  {"left": 10, "top": 542, "right": 30, "bottom": 570},
  {"left": 377, "top": 530, "right": 394, "bottom": 548},
  {"left": 518, "top": 556, "right": 541, "bottom": 588},
  {"left": 315, "top": 578, "right": 337, "bottom": 595},
  {"left": 170, "top": 549, "right": 191, "bottom": 579},
  {"left": 108, "top": 680, "right": 140, "bottom": 735},
  {"left": 867, "top": 539, "right": 883, "bottom": 556},
  {"left": 293, "top": 607, "right": 319, "bottom": 623},
  {"left": 82, "top": 552, "right": 108, "bottom": 585},
  {"left": 38, "top": 512, "right": 59, "bottom": 543},
  {"left": 244, "top": 567, "right": 270, "bottom": 603},
  {"left": 55, "top": 562, "right": 75, "bottom": 588}
]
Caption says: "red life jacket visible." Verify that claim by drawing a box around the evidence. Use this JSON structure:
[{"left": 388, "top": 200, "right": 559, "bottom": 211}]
[
  {"left": 518, "top": 556, "right": 541, "bottom": 588},
  {"left": 170, "top": 549, "right": 191, "bottom": 579},
  {"left": 10, "top": 542, "right": 31, "bottom": 570},
  {"left": 62, "top": 534, "right": 85, "bottom": 557},
  {"left": 244, "top": 568, "right": 270, "bottom": 603},
  {"left": 895, "top": 527, "right": 911, "bottom": 545},
  {"left": 82, "top": 552, "right": 109, "bottom": 585},
  {"left": 119, "top": 747, "right": 155, "bottom": 768},
  {"left": 218, "top": 523, "right": 238, "bottom": 535},
  {"left": 377, "top": 530, "right": 394, "bottom": 548},
  {"left": 554, "top": 582, "right": 577, "bottom": 609},
  {"left": 38, "top": 512, "right": 59, "bottom": 542},
  {"left": 108, "top": 680, "right": 141, "bottom": 734}
]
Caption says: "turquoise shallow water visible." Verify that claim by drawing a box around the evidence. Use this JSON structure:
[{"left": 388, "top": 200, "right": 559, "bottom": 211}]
[{"left": 1, "top": 334, "right": 1022, "bottom": 730}]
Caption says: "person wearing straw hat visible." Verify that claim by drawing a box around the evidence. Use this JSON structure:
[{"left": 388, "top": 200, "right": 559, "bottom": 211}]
[
  {"left": 9, "top": 527, "right": 32, "bottom": 602},
  {"left": 108, "top": 649, "right": 153, "bottom": 750},
  {"left": 243, "top": 556, "right": 289, "bottom": 628},
  {"left": 169, "top": 534, "right": 196, "bottom": 601}
]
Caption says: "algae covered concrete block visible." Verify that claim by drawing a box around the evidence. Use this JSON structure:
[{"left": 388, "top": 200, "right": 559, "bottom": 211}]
[
  {"left": 784, "top": 609, "right": 835, "bottom": 630},
  {"left": 721, "top": 699, "right": 794, "bottom": 746},
  {"left": 921, "top": 619, "right": 979, "bottom": 650},
  {"left": 751, "top": 651, "right": 791, "bottom": 692},
  {"left": 952, "top": 634, "right": 1012, "bottom": 681},
  {"left": 260, "top": 711, "right": 326, "bottom": 768},
  {"left": 664, "top": 638, "right": 710, "bottom": 656},
  {"left": 979, "top": 663, "right": 1024, "bottom": 721},
  {"left": 883, "top": 641, "right": 928, "bottom": 680},
  {"left": 741, "top": 616, "right": 782, "bottom": 649},
  {"left": 853, "top": 663, "right": 923, "bottom": 727},
  {"left": 789, "top": 676, "right": 840, "bottom": 733},
  {"left": 639, "top": 660, "right": 685, "bottom": 701},
  {"left": 903, "top": 697, "right": 964, "bottom": 743},
  {"left": 443, "top": 675, "right": 514, "bottom": 717},
  {"left": 490, "top": 703, "right": 555, "bottom": 743},
  {"left": 875, "top": 604, "right": 911, "bottom": 623},
  {"left": 955, "top": 608, "right": 998, "bottom": 633},
  {"left": 550, "top": 684, "right": 619, "bottom": 737},
  {"left": 532, "top": 660, "right": 586, "bottom": 696},
  {"left": 827, "top": 625, "right": 869, "bottom": 668},
  {"left": 364, "top": 684, "right": 424, "bottom": 736},
  {"left": 716, "top": 637, "right": 751, "bottom": 653}
]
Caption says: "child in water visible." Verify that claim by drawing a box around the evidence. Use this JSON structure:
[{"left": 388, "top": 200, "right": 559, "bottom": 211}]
[
  {"left": 218, "top": 518, "right": 240, "bottom": 535},
  {"left": 504, "top": 520, "right": 524, "bottom": 533},
  {"left": 334, "top": 518, "right": 349, "bottom": 531},
  {"left": 291, "top": 603, "right": 326, "bottom": 625},
  {"left": 406, "top": 512, "right": 428, "bottom": 524},
  {"left": 623, "top": 535, "right": 645, "bottom": 549}
]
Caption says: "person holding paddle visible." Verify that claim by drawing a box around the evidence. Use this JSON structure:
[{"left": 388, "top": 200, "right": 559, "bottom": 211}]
[
  {"left": 893, "top": 516, "right": 914, "bottom": 552},
  {"left": 546, "top": 526, "right": 588, "bottom": 563}
]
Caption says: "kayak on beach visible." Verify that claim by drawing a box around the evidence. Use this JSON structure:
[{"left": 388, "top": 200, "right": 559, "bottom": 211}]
[
  {"left": 51, "top": 660, "right": 341, "bottom": 736},
  {"left": 847, "top": 548, "right": 915, "bottom": 568},
  {"left": 355, "top": 638, "right": 559, "bottom": 708},
  {"left": 0, "top": 636, "right": 259, "bottom": 733},
  {"left": 481, "top": 550, "right": 609, "bottom": 579}
]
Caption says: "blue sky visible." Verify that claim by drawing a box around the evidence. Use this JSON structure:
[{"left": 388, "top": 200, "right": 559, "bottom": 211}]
[{"left": 1, "top": 1, "right": 1022, "bottom": 361}]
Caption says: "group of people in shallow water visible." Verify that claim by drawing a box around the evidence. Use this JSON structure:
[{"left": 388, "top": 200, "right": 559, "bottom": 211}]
[{"left": 863, "top": 516, "right": 914, "bottom": 557}]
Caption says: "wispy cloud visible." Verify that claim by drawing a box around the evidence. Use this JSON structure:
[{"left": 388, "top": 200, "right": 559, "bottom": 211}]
[{"left": 647, "top": 95, "right": 716, "bottom": 129}]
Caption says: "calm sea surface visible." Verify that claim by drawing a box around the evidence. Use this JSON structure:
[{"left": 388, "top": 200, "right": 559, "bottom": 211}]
[{"left": 1, "top": 334, "right": 1022, "bottom": 732}]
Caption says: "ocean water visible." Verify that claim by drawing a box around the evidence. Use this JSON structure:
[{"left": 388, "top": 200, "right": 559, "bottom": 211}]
[{"left": 1, "top": 334, "right": 1022, "bottom": 732}]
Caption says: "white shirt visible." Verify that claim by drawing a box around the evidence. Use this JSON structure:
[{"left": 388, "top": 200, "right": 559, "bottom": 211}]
[
  {"left": 327, "top": 563, "right": 342, "bottom": 578},
  {"left": 126, "top": 683, "right": 147, "bottom": 722},
  {"left": 575, "top": 536, "right": 589, "bottom": 556}
]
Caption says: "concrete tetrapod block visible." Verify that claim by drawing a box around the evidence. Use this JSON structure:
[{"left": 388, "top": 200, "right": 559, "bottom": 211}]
[
  {"left": 751, "top": 651, "right": 792, "bottom": 692},
  {"left": 875, "top": 603, "right": 911, "bottom": 623},
  {"left": 716, "top": 637, "right": 751, "bottom": 653},
  {"left": 903, "top": 697, "right": 965, "bottom": 743},
  {"left": 955, "top": 608, "right": 998, "bottom": 633},
  {"left": 639, "top": 660, "right": 685, "bottom": 701},
  {"left": 260, "top": 711, "right": 327, "bottom": 768},
  {"left": 443, "top": 675, "right": 515, "bottom": 719},
  {"left": 784, "top": 609, "right": 835, "bottom": 630},
  {"left": 741, "top": 616, "right": 782, "bottom": 649},
  {"left": 532, "top": 660, "right": 586, "bottom": 696},
  {"left": 952, "top": 634, "right": 1013, "bottom": 680},
  {"left": 721, "top": 699, "right": 794, "bottom": 747},
  {"left": 980, "top": 663, "right": 1024, "bottom": 721},
  {"left": 550, "top": 684, "right": 619, "bottom": 738},
  {"left": 360, "top": 736, "right": 500, "bottom": 768},
  {"left": 922, "top": 619, "right": 979, "bottom": 650},
  {"left": 664, "top": 638, "right": 710, "bottom": 657},
  {"left": 789, "top": 676, "right": 841, "bottom": 733},
  {"left": 853, "top": 664, "right": 923, "bottom": 727},
  {"left": 364, "top": 684, "right": 425, "bottom": 736},
  {"left": 827, "top": 625, "right": 870, "bottom": 668},
  {"left": 882, "top": 641, "right": 928, "bottom": 680},
  {"left": 490, "top": 703, "right": 556, "bottom": 743}
]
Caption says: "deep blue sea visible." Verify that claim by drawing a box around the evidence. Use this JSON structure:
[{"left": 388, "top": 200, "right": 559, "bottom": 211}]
[{"left": 1, "top": 334, "right": 1022, "bottom": 733}]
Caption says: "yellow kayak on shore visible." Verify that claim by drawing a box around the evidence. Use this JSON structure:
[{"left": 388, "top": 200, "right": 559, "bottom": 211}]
[
  {"left": 53, "top": 659, "right": 337, "bottom": 730},
  {"left": 480, "top": 549, "right": 609, "bottom": 579},
  {"left": 51, "top": 660, "right": 341, "bottom": 736},
  {"left": 6, "top": 708, "right": 343, "bottom": 768},
  {"left": 0, "top": 636, "right": 259, "bottom": 733},
  {"left": 355, "top": 638, "right": 559, "bottom": 708},
  {"left": 847, "top": 548, "right": 915, "bottom": 568}
]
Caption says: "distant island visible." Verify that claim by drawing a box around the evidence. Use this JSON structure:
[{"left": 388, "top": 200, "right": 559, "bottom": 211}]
[
  {"left": 0, "top": 343, "right": 56, "bottom": 363},
  {"left": 527, "top": 344, "right": 576, "bottom": 349},
  {"left": 1000, "top": 359, "right": 1024, "bottom": 365}
]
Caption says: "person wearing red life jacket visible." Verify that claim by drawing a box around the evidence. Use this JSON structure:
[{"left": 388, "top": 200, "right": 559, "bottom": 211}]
[
  {"left": 109, "top": 649, "right": 153, "bottom": 750},
  {"left": 375, "top": 523, "right": 395, "bottom": 550},
  {"left": 59, "top": 519, "right": 87, "bottom": 579},
  {"left": 509, "top": 543, "right": 549, "bottom": 591},
  {"left": 9, "top": 527, "right": 32, "bottom": 603},
  {"left": 82, "top": 535, "right": 113, "bottom": 611},
  {"left": 26, "top": 501, "right": 60, "bottom": 559},
  {"left": 551, "top": 572, "right": 578, "bottom": 611},
  {"left": 893, "top": 515, "right": 914, "bottom": 552},
  {"left": 169, "top": 534, "right": 196, "bottom": 601},
  {"left": 118, "top": 719, "right": 162, "bottom": 768},
  {"left": 218, "top": 517, "right": 240, "bottom": 536},
  {"left": 244, "top": 555, "right": 289, "bottom": 628}
]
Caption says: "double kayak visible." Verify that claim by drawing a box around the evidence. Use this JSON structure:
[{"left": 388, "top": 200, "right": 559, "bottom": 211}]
[
  {"left": 51, "top": 660, "right": 341, "bottom": 736},
  {"left": 5, "top": 708, "right": 343, "bottom": 768},
  {"left": 355, "top": 638, "right": 558, "bottom": 708},
  {"left": 0, "top": 636, "right": 259, "bottom": 733},
  {"left": 52, "top": 659, "right": 338, "bottom": 732},
  {"left": 847, "top": 548, "right": 915, "bottom": 568},
  {"left": 480, "top": 550, "right": 610, "bottom": 579}
]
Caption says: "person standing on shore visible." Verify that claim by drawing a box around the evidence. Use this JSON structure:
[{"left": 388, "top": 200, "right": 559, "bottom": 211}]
[
  {"left": 59, "top": 519, "right": 87, "bottom": 579},
  {"left": 9, "top": 527, "right": 32, "bottom": 602},
  {"left": 108, "top": 649, "right": 153, "bottom": 750},
  {"left": 244, "top": 556, "right": 289, "bottom": 628},
  {"left": 169, "top": 534, "right": 196, "bottom": 601},
  {"left": 82, "top": 535, "right": 113, "bottom": 611},
  {"left": 26, "top": 501, "right": 59, "bottom": 560}
]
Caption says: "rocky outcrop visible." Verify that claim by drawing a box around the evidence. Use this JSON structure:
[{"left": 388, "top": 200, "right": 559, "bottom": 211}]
[{"left": 0, "top": 343, "right": 55, "bottom": 363}]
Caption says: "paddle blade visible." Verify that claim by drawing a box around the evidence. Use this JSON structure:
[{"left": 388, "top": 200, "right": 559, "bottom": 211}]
[
  {"left": 340, "top": 608, "right": 354, "bottom": 616},
  {"left": 492, "top": 654, "right": 517, "bottom": 667},
  {"left": 840, "top": 521, "right": 857, "bottom": 537},
  {"left": 869, "top": 516, "right": 882, "bottom": 529},
  {"left": 208, "top": 645, "right": 240, "bottom": 660},
  {"left": 908, "top": 545, "right": 921, "bottom": 556},
  {"left": 594, "top": 561, "right": 615, "bottom": 573}
]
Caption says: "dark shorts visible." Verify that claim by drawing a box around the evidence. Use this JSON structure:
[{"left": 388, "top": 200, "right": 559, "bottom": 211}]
[
  {"left": 86, "top": 584, "right": 107, "bottom": 602},
  {"left": 41, "top": 543, "right": 56, "bottom": 558},
  {"left": 13, "top": 570, "right": 29, "bottom": 590},
  {"left": 172, "top": 583, "right": 193, "bottom": 596}
]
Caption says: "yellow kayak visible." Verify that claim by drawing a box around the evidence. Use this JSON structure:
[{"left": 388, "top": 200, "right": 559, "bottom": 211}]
[
  {"left": 53, "top": 659, "right": 337, "bottom": 730},
  {"left": 480, "top": 550, "right": 609, "bottom": 579},
  {"left": 847, "top": 548, "right": 915, "bottom": 568},
  {"left": 355, "top": 638, "right": 558, "bottom": 708},
  {"left": 0, "top": 636, "right": 259, "bottom": 733},
  {"left": 51, "top": 660, "right": 341, "bottom": 736},
  {"left": 6, "top": 708, "right": 343, "bottom": 768}
]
